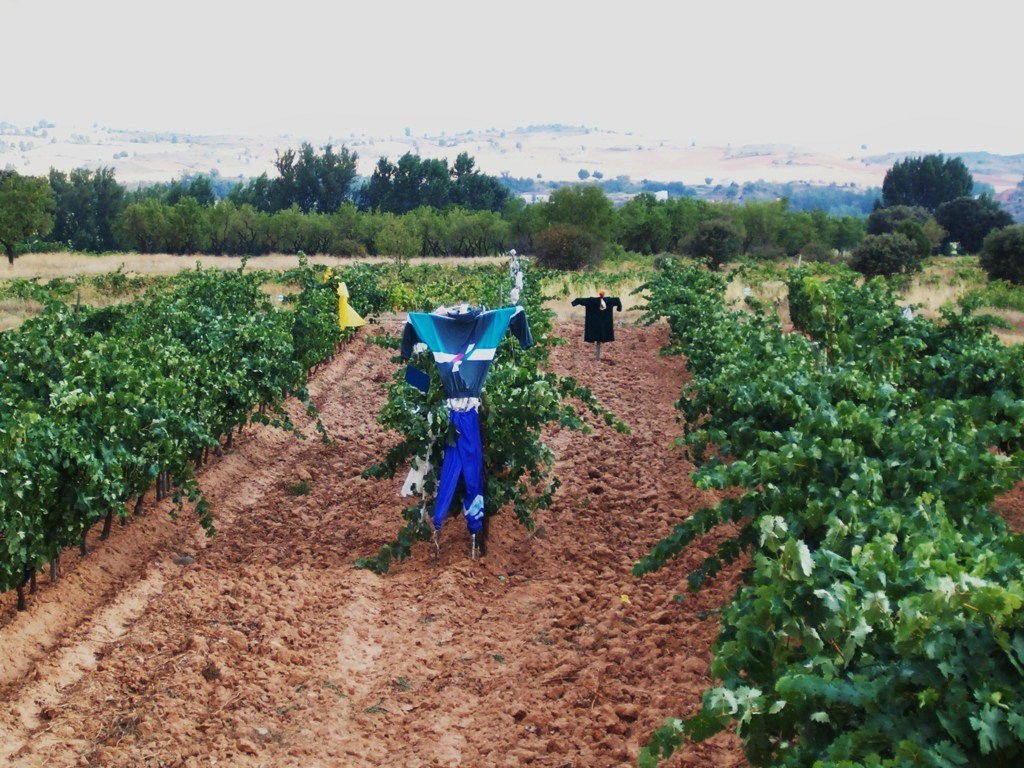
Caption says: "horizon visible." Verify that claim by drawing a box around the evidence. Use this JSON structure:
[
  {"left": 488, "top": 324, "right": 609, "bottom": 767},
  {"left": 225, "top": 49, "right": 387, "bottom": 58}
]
[
  {"left": 5, "top": 117, "right": 1024, "bottom": 195},
  {"left": 5, "top": 0, "right": 1024, "bottom": 158},
  {"left": 4, "top": 114, "right": 1022, "bottom": 161}
]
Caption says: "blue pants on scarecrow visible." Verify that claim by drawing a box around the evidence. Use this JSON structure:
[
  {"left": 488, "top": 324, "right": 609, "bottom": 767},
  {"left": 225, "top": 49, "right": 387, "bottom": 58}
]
[{"left": 432, "top": 408, "right": 485, "bottom": 534}]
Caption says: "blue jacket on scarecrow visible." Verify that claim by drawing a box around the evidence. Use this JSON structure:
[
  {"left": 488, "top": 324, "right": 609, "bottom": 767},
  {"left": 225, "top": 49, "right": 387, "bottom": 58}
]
[{"left": 400, "top": 305, "right": 533, "bottom": 534}]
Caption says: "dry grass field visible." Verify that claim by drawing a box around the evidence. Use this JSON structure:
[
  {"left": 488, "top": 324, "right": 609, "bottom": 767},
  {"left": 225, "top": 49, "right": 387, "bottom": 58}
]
[{"left": 0, "top": 252, "right": 506, "bottom": 280}]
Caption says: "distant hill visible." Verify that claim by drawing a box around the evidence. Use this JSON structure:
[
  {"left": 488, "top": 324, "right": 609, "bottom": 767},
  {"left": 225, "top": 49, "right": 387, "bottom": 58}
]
[{"left": 2, "top": 120, "right": 1022, "bottom": 199}]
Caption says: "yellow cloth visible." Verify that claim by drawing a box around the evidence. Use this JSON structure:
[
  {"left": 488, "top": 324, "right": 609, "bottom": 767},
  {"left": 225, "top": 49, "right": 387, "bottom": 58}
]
[{"left": 337, "top": 282, "right": 366, "bottom": 328}]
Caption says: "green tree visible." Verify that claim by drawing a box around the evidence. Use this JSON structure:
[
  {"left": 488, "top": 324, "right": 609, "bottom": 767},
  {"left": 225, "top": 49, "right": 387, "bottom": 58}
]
[
  {"left": 325, "top": 202, "right": 369, "bottom": 256},
  {"left": 895, "top": 219, "right": 931, "bottom": 258},
  {"left": 48, "top": 166, "right": 125, "bottom": 252},
  {"left": 935, "top": 195, "right": 1013, "bottom": 254},
  {"left": 184, "top": 175, "right": 216, "bottom": 207},
  {"left": 206, "top": 200, "right": 237, "bottom": 255},
  {"left": 360, "top": 153, "right": 447, "bottom": 214},
  {"left": 501, "top": 196, "right": 543, "bottom": 255},
  {"left": 829, "top": 215, "right": 866, "bottom": 255},
  {"left": 450, "top": 153, "right": 510, "bottom": 212},
  {"left": 284, "top": 142, "right": 358, "bottom": 214},
  {"left": 317, "top": 144, "right": 359, "bottom": 213},
  {"left": 167, "top": 197, "right": 210, "bottom": 254},
  {"left": 979, "top": 224, "right": 1024, "bottom": 284},
  {"left": 866, "top": 204, "right": 930, "bottom": 235},
  {"left": 541, "top": 185, "right": 616, "bottom": 245},
  {"left": 0, "top": 171, "right": 55, "bottom": 263},
  {"left": 114, "top": 199, "right": 169, "bottom": 253},
  {"left": 372, "top": 212, "right": 420, "bottom": 267},
  {"left": 203, "top": 199, "right": 271, "bottom": 256},
  {"left": 359, "top": 156, "right": 399, "bottom": 212},
  {"left": 849, "top": 232, "right": 922, "bottom": 278},
  {"left": 360, "top": 151, "right": 507, "bottom": 216},
  {"left": 259, "top": 143, "right": 359, "bottom": 214},
  {"left": 391, "top": 207, "right": 437, "bottom": 256},
  {"left": 267, "top": 205, "right": 309, "bottom": 253},
  {"left": 737, "top": 199, "right": 787, "bottom": 255},
  {"left": 418, "top": 158, "right": 453, "bottom": 210},
  {"left": 227, "top": 173, "right": 275, "bottom": 213},
  {"left": 271, "top": 148, "right": 300, "bottom": 212},
  {"left": 663, "top": 197, "right": 718, "bottom": 252},
  {"left": 442, "top": 207, "right": 510, "bottom": 257},
  {"left": 292, "top": 144, "right": 321, "bottom": 213},
  {"left": 302, "top": 213, "right": 335, "bottom": 255},
  {"left": 920, "top": 217, "right": 948, "bottom": 255},
  {"left": 143, "top": 175, "right": 216, "bottom": 208},
  {"left": 778, "top": 210, "right": 819, "bottom": 257},
  {"left": 881, "top": 154, "right": 973, "bottom": 212},
  {"left": 616, "top": 192, "right": 671, "bottom": 254},
  {"left": 231, "top": 203, "right": 268, "bottom": 255},
  {"left": 533, "top": 223, "right": 601, "bottom": 270},
  {"left": 685, "top": 218, "right": 743, "bottom": 271}
]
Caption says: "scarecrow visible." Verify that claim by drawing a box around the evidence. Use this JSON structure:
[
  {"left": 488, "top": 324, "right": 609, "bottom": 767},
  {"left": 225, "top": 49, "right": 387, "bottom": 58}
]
[
  {"left": 571, "top": 290, "right": 622, "bottom": 359},
  {"left": 400, "top": 303, "right": 533, "bottom": 558}
]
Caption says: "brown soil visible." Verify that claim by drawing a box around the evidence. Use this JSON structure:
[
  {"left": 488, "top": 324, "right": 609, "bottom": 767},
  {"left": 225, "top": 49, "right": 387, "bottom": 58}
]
[
  {"left": 2, "top": 317, "right": 1020, "bottom": 768},
  {"left": 0, "top": 318, "right": 745, "bottom": 767}
]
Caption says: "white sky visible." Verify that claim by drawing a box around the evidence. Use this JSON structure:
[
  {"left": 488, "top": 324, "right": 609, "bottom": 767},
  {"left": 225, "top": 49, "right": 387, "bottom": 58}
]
[{"left": 4, "top": 0, "right": 1022, "bottom": 155}]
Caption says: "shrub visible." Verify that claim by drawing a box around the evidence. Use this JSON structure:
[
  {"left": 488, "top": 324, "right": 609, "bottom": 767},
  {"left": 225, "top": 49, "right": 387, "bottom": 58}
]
[
  {"left": 746, "top": 244, "right": 787, "bottom": 262},
  {"left": 850, "top": 233, "right": 922, "bottom": 279},
  {"left": 895, "top": 219, "right": 932, "bottom": 258},
  {"left": 979, "top": 224, "right": 1024, "bottom": 284},
  {"left": 799, "top": 241, "right": 842, "bottom": 264},
  {"left": 328, "top": 237, "right": 367, "bottom": 257},
  {"left": 866, "top": 205, "right": 930, "bottom": 235},
  {"left": 532, "top": 223, "right": 602, "bottom": 271},
  {"left": 685, "top": 219, "right": 743, "bottom": 271}
]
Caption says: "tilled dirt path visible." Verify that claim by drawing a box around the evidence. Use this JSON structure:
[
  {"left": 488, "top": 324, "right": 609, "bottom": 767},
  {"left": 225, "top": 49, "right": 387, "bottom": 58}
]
[{"left": 0, "top": 318, "right": 750, "bottom": 767}]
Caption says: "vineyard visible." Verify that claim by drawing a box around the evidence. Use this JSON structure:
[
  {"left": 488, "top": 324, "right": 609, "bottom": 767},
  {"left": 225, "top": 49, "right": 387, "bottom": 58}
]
[
  {"left": 637, "top": 262, "right": 1024, "bottom": 766},
  {"left": 1, "top": 256, "right": 1023, "bottom": 766}
]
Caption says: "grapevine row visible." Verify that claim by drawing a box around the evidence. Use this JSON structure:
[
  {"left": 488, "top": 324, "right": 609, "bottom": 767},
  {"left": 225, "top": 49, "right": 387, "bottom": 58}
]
[
  {"left": 636, "top": 259, "right": 1024, "bottom": 766},
  {"left": 0, "top": 259, "right": 346, "bottom": 610}
]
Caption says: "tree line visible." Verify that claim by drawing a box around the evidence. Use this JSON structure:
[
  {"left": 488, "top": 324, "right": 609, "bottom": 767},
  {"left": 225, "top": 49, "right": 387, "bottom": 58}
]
[
  {"left": 2, "top": 147, "right": 1022, "bottom": 282},
  {"left": 681, "top": 154, "right": 1022, "bottom": 283}
]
